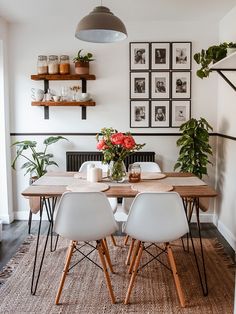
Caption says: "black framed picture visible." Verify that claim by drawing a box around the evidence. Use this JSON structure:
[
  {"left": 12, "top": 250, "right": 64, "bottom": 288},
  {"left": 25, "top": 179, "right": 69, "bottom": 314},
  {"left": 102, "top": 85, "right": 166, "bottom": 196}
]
[
  {"left": 151, "top": 42, "right": 170, "bottom": 70},
  {"left": 130, "top": 72, "right": 149, "bottom": 99},
  {"left": 151, "top": 72, "right": 170, "bottom": 99},
  {"left": 172, "top": 71, "right": 191, "bottom": 98},
  {"left": 130, "top": 100, "right": 150, "bottom": 128},
  {"left": 172, "top": 42, "right": 192, "bottom": 70},
  {"left": 151, "top": 100, "right": 170, "bottom": 127},
  {"left": 130, "top": 42, "right": 150, "bottom": 70},
  {"left": 171, "top": 100, "right": 191, "bottom": 127}
]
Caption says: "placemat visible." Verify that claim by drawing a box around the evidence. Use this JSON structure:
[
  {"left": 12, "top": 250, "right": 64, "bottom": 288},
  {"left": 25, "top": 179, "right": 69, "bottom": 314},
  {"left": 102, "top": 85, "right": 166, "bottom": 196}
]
[
  {"left": 33, "top": 176, "right": 82, "bottom": 186},
  {"left": 160, "top": 177, "right": 207, "bottom": 186},
  {"left": 141, "top": 172, "right": 166, "bottom": 180},
  {"left": 131, "top": 182, "right": 173, "bottom": 192},
  {"left": 66, "top": 182, "right": 109, "bottom": 192}
]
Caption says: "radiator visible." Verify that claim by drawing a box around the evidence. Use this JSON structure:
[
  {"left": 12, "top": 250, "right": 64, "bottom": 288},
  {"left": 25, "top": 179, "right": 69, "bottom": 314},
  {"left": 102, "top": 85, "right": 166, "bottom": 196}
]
[{"left": 66, "top": 151, "right": 155, "bottom": 171}]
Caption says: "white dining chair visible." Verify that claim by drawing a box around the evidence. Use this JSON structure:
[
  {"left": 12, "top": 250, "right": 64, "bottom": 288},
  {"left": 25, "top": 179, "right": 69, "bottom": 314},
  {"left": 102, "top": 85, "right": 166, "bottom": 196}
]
[
  {"left": 122, "top": 161, "right": 161, "bottom": 247},
  {"left": 54, "top": 191, "right": 118, "bottom": 305},
  {"left": 123, "top": 192, "right": 189, "bottom": 307},
  {"left": 79, "top": 161, "right": 118, "bottom": 246}
]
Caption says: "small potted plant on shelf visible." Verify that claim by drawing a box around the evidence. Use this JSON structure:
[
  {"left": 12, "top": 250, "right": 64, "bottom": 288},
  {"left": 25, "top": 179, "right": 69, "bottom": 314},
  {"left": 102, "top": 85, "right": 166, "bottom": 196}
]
[
  {"left": 73, "top": 49, "right": 94, "bottom": 75},
  {"left": 174, "top": 117, "right": 213, "bottom": 179},
  {"left": 194, "top": 42, "right": 236, "bottom": 79}
]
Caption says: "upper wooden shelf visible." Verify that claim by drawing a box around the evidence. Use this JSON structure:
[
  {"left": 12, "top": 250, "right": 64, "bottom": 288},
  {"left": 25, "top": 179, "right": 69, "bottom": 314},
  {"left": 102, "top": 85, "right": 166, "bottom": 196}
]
[
  {"left": 210, "top": 51, "right": 236, "bottom": 70},
  {"left": 31, "top": 74, "right": 96, "bottom": 81}
]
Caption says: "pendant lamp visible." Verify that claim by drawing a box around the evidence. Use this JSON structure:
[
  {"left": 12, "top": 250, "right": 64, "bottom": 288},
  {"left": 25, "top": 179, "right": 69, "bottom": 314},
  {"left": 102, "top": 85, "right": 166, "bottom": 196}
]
[{"left": 75, "top": 6, "right": 127, "bottom": 43}]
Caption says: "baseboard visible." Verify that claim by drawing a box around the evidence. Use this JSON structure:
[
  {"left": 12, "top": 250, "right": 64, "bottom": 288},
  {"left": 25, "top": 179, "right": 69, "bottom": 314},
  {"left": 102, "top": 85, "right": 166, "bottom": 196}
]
[
  {"left": 191, "top": 213, "right": 213, "bottom": 223},
  {"left": 0, "top": 213, "right": 14, "bottom": 224},
  {"left": 14, "top": 210, "right": 49, "bottom": 221},
  {"left": 215, "top": 219, "right": 236, "bottom": 251}
]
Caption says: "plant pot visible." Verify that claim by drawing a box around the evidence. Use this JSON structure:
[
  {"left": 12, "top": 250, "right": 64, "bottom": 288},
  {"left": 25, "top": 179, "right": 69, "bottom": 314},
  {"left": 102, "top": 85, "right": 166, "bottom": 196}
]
[
  {"left": 227, "top": 48, "right": 236, "bottom": 56},
  {"left": 29, "top": 176, "right": 41, "bottom": 214},
  {"left": 74, "top": 61, "right": 89, "bottom": 75}
]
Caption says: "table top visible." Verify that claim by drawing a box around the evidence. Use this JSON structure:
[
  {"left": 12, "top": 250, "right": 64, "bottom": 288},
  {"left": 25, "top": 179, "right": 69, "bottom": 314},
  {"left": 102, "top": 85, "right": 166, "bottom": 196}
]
[{"left": 21, "top": 172, "right": 217, "bottom": 199}]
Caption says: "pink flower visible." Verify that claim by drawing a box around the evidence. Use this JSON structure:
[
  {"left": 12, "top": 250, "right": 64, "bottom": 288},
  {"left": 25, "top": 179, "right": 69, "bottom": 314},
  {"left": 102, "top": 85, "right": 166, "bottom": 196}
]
[
  {"left": 123, "top": 136, "right": 136, "bottom": 149},
  {"left": 111, "top": 132, "right": 125, "bottom": 145},
  {"left": 96, "top": 139, "right": 107, "bottom": 150}
]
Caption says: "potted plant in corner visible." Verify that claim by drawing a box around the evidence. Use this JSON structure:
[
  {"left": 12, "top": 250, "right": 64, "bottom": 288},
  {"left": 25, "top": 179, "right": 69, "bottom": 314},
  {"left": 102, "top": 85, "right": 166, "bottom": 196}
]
[
  {"left": 11, "top": 136, "right": 68, "bottom": 233},
  {"left": 73, "top": 49, "right": 94, "bottom": 75},
  {"left": 174, "top": 117, "right": 213, "bottom": 179},
  {"left": 194, "top": 42, "right": 236, "bottom": 79}
]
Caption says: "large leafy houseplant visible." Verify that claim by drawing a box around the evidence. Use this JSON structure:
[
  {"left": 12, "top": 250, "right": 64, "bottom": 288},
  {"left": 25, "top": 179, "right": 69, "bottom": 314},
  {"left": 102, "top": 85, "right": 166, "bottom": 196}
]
[
  {"left": 194, "top": 42, "right": 236, "bottom": 79},
  {"left": 174, "top": 118, "right": 213, "bottom": 179},
  {"left": 11, "top": 136, "right": 68, "bottom": 178}
]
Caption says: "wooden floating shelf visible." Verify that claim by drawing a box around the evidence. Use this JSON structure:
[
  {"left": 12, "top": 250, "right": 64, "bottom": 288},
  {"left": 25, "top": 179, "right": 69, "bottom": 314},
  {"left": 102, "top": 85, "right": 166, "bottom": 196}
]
[
  {"left": 31, "top": 101, "right": 96, "bottom": 107},
  {"left": 31, "top": 74, "right": 96, "bottom": 81}
]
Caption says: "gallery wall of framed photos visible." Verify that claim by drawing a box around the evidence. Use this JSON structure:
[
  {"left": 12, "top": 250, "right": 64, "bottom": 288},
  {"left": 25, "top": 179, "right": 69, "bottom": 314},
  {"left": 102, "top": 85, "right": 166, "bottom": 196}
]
[{"left": 129, "top": 42, "right": 192, "bottom": 128}]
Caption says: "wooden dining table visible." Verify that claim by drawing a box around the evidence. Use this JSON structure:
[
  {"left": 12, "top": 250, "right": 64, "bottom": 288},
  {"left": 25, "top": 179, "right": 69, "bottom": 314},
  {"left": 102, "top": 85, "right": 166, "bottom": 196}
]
[{"left": 22, "top": 171, "right": 217, "bottom": 296}]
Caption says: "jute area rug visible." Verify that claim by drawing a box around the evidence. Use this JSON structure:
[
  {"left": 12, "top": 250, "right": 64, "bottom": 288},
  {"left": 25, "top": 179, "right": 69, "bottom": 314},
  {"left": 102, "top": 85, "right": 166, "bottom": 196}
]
[{"left": 0, "top": 236, "right": 234, "bottom": 314}]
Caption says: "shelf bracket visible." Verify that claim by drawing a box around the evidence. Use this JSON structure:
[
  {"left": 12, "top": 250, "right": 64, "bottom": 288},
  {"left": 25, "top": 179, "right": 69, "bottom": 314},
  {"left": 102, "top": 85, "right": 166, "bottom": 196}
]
[
  {"left": 213, "top": 69, "right": 236, "bottom": 92},
  {"left": 81, "top": 78, "right": 87, "bottom": 120},
  {"left": 44, "top": 79, "right": 49, "bottom": 119}
]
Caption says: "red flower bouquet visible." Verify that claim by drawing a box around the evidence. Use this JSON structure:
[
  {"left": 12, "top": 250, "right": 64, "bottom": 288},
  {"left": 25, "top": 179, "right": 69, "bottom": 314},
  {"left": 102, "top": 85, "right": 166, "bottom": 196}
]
[{"left": 96, "top": 127, "right": 145, "bottom": 182}]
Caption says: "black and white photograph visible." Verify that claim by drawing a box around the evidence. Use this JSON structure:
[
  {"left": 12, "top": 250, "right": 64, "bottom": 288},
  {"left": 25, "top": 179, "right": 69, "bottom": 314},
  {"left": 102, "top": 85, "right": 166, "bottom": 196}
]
[
  {"left": 151, "top": 101, "right": 170, "bottom": 127},
  {"left": 151, "top": 72, "right": 170, "bottom": 98},
  {"left": 130, "top": 42, "right": 149, "bottom": 70},
  {"left": 130, "top": 72, "right": 149, "bottom": 99},
  {"left": 172, "top": 42, "right": 191, "bottom": 70},
  {"left": 130, "top": 100, "right": 150, "bottom": 127},
  {"left": 151, "top": 43, "right": 170, "bottom": 69},
  {"left": 172, "top": 72, "right": 191, "bottom": 98},
  {"left": 171, "top": 100, "right": 191, "bottom": 127}
]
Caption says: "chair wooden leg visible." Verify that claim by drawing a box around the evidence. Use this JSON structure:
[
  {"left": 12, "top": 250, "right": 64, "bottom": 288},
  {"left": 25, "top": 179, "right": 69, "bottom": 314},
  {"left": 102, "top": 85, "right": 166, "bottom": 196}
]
[
  {"left": 166, "top": 243, "right": 186, "bottom": 308},
  {"left": 124, "top": 235, "right": 129, "bottom": 245},
  {"left": 97, "top": 241, "right": 116, "bottom": 304},
  {"left": 55, "top": 240, "right": 75, "bottom": 305},
  {"left": 125, "top": 238, "right": 135, "bottom": 265},
  {"left": 128, "top": 240, "right": 140, "bottom": 274},
  {"left": 110, "top": 235, "right": 117, "bottom": 246},
  {"left": 102, "top": 239, "right": 114, "bottom": 273},
  {"left": 124, "top": 242, "right": 143, "bottom": 305}
]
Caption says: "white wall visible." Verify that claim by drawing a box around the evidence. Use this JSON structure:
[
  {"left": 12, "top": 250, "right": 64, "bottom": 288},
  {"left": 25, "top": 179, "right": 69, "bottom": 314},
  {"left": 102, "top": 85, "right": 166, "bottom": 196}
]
[
  {"left": 214, "top": 6, "right": 236, "bottom": 250},
  {"left": 9, "top": 19, "right": 219, "bottom": 219},
  {"left": 0, "top": 17, "right": 13, "bottom": 223}
]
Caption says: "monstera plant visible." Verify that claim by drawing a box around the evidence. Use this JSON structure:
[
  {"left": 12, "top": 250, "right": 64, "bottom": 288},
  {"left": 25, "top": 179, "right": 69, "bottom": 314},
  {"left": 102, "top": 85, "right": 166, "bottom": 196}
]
[{"left": 174, "top": 118, "right": 213, "bottom": 179}]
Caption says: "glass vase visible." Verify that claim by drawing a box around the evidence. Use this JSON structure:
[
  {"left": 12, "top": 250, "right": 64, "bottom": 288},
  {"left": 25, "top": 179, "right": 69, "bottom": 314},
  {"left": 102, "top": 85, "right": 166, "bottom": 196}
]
[{"left": 108, "top": 160, "right": 126, "bottom": 183}]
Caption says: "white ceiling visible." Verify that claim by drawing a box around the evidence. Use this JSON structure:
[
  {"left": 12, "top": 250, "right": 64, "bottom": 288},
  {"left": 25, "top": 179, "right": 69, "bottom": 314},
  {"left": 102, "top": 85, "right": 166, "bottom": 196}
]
[{"left": 0, "top": 0, "right": 235, "bottom": 23}]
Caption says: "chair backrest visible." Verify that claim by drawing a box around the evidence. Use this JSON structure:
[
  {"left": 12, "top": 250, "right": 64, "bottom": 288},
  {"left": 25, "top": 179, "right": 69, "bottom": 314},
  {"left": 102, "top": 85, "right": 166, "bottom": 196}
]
[
  {"left": 55, "top": 192, "right": 118, "bottom": 242},
  {"left": 79, "top": 161, "right": 108, "bottom": 173},
  {"left": 124, "top": 192, "right": 189, "bottom": 243},
  {"left": 133, "top": 162, "right": 161, "bottom": 172}
]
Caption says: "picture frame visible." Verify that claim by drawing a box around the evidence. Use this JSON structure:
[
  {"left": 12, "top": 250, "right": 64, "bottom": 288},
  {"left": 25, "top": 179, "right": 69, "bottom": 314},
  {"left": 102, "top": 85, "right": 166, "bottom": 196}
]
[
  {"left": 172, "top": 42, "right": 192, "bottom": 70},
  {"left": 130, "top": 42, "right": 150, "bottom": 70},
  {"left": 172, "top": 71, "right": 191, "bottom": 99},
  {"left": 171, "top": 100, "right": 191, "bottom": 127},
  {"left": 151, "top": 100, "right": 170, "bottom": 127},
  {"left": 130, "top": 100, "right": 150, "bottom": 128},
  {"left": 151, "top": 42, "right": 170, "bottom": 70},
  {"left": 151, "top": 72, "right": 170, "bottom": 99},
  {"left": 130, "top": 72, "right": 150, "bottom": 99}
]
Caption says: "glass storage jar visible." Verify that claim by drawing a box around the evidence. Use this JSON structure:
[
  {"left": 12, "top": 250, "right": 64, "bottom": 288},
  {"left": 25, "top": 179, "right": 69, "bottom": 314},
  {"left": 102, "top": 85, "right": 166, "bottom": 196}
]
[
  {"left": 59, "top": 55, "right": 70, "bottom": 74},
  {"left": 128, "top": 163, "right": 141, "bottom": 183},
  {"left": 48, "top": 55, "right": 59, "bottom": 74},
  {"left": 37, "top": 55, "right": 48, "bottom": 74}
]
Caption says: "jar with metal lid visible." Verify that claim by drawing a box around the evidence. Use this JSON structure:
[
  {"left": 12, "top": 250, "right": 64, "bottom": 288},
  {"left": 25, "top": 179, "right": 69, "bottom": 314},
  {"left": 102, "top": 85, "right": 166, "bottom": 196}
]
[
  {"left": 48, "top": 55, "right": 59, "bottom": 74},
  {"left": 59, "top": 55, "right": 70, "bottom": 74},
  {"left": 128, "top": 163, "right": 141, "bottom": 183},
  {"left": 37, "top": 55, "right": 48, "bottom": 74}
]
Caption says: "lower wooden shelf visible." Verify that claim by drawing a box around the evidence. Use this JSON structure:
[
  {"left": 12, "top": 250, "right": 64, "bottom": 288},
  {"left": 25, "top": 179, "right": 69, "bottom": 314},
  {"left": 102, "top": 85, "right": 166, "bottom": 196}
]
[{"left": 31, "top": 101, "right": 96, "bottom": 107}]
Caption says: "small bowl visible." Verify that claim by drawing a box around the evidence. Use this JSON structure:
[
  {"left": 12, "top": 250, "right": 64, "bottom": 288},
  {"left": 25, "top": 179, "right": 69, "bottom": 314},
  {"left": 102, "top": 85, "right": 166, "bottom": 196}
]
[{"left": 52, "top": 96, "right": 61, "bottom": 102}]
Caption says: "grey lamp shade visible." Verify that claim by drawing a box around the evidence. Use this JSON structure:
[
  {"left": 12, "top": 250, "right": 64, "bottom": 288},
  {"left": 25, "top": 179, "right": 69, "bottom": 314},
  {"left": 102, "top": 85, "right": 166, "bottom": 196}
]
[{"left": 75, "top": 6, "right": 127, "bottom": 43}]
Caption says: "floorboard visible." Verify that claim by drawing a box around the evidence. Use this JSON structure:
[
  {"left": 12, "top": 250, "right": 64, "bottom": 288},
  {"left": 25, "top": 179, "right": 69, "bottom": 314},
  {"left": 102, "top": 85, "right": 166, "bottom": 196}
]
[{"left": 0, "top": 220, "right": 235, "bottom": 271}]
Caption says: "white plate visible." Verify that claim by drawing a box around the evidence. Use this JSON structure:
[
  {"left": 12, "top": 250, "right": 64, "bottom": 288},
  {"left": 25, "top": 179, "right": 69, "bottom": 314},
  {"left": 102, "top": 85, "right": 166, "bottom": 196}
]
[
  {"left": 141, "top": 172, "right": 166, "bottom": 180},
  {"left": 66, "top": 182, "right": 109, "bottom": 192}
]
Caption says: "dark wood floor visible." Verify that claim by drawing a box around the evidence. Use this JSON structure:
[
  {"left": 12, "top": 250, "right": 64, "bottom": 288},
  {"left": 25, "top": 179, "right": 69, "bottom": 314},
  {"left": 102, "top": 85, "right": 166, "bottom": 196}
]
[{"left": 0, "top": 220, "right": 235, "bottom": 271}]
